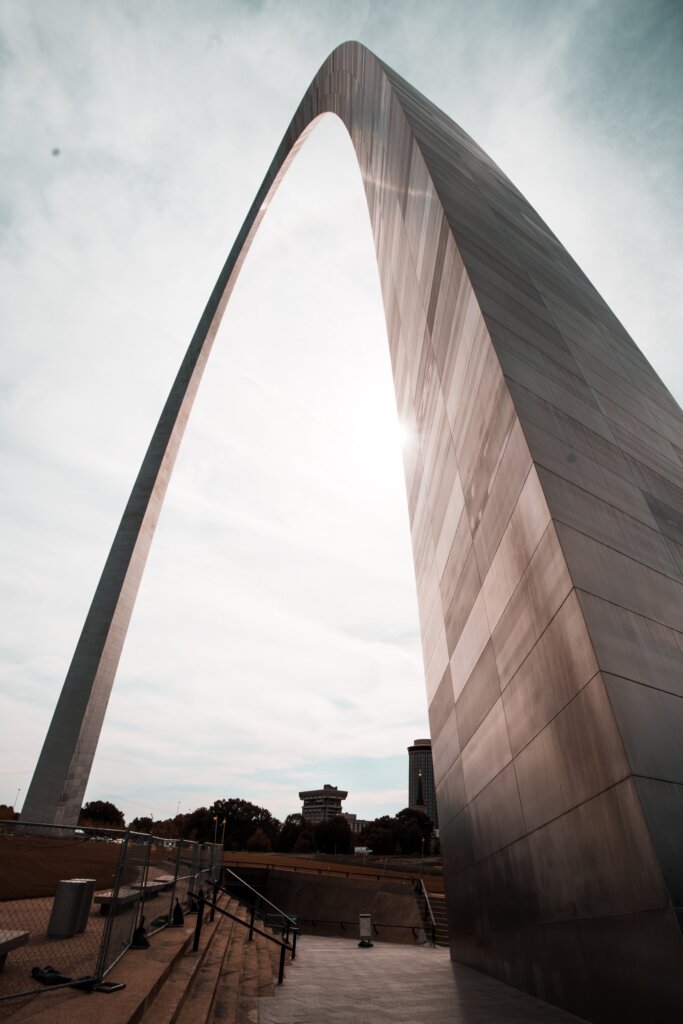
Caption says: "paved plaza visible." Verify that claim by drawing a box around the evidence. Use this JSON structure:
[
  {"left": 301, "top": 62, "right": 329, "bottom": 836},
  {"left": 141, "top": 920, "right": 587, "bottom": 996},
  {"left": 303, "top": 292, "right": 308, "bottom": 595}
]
[{"left": 258, "top": 937, "right": 586, "bottom": 1024}]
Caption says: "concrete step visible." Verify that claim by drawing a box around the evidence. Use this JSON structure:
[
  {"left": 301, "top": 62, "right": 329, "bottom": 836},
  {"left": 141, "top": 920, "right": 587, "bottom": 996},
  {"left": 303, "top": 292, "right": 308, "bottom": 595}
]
[
  {"left": 419, "top": 892, "right": 449, "bottom": 946},
  {"left": 136, "top": 898, "right": 288, "bottom": 1024},
  {"left": 256, "top": 938, "right": 277, "bottom": 998},
  {"left": 206, "top": 916, "right": 248, "bottom": 1024},
  {"left": 208, "top": 917, "right": 286, "bottom": 1023},
  {"left": 139, "top": 897, "right": 240, "bottom": 1024}
]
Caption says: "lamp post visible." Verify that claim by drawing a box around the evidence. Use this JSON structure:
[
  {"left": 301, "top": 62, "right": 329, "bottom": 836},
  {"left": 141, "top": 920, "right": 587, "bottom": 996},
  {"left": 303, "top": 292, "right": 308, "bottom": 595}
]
[
  {"left": 220, "top": 818, "right": 226, "bottom": 848},
  {"left": 13, "top": 788, "right": 20, "bottom": 812},
  {"left": 213, "top": 815, "right": 218, "bottom": 847}
]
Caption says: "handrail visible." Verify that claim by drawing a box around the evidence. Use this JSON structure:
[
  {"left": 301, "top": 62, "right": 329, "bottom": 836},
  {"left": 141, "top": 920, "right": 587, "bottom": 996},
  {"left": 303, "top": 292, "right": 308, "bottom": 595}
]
[
  {"left": 221, "top": 865, "right": 298, "bottom": 928},
  {"left": 419, "top": 877, "right": 437, "bottom": 946},
  {"left": 189, "top": 889, "right": 296, "bottom": 985},
  {"left": 303, "top": 917, "right": 426, "bottom": 940}
]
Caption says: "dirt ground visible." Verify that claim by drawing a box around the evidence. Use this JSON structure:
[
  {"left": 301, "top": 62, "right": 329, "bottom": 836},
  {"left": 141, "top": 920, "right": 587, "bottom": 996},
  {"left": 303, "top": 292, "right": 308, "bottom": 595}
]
[
  {"left": 0, "top": 836, "right": 120, "bottom": 901},
  {"left": 0, "top": 835, "right": 171, "bottom": 901}
]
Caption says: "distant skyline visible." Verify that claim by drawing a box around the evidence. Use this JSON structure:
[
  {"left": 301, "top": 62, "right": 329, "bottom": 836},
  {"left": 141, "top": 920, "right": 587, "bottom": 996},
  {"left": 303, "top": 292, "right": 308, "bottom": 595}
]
[{"left": 1, "top": 0, "right": 681, "bottom": 823}]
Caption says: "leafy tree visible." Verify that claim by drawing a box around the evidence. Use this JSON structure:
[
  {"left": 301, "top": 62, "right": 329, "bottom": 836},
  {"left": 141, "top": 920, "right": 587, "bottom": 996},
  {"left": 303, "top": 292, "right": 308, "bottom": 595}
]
[
  {"left": 209, "top": 798, "right": 281, "bottom": 850},
  {"left": 0, "top": 804, "right": 18, "bottom": 821},
  {"left": 79, "top": 800, "right": 125, "bottom": 829},
  {"left": 360, "top": 808, "right": 433, "bottom": 856},
  {"left": 395, "top": 808, "right": 432, "bottom": 855},
  {"left": 147, "top": 817, "right": 177, "bottom": 838},
  {"left": 314, "top": 815, "right": 352, "bottom": 854},
  {"left": 359, "top": 815, "right": 397, "bottom": 855},
  {"left": 246, "top": 827, "right": 272, "bottom": 852},
  {"left": 179, "top": 798, "right": 281, "bottom": 848},
  {"left": 181, "top": 806, "right": 213, "bottom": 842},
  {"left": 276, "top": 813, "right": 304, "bottom": 853},
  {"left": 292, "top": 828, "right": 316, "bottom": 854},
  {"left": 129, "top": 815, "right": 153, "bottom": 833}
]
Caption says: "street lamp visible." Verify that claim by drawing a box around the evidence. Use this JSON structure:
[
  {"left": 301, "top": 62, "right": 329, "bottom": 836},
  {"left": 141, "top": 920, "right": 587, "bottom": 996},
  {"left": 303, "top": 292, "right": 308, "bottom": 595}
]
[
  {"left": 213, "top": 815, "right": 218, "bottom": 847},
  {"left": 220, "top": 818, "right": 227, "bottom": 848}
]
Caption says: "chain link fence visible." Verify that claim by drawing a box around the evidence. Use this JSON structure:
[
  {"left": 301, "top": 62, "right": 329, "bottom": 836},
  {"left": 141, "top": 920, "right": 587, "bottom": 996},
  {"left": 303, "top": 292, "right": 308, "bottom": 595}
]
[{"left": 0, "top": 820, "right": 217, "bottom": 1017}]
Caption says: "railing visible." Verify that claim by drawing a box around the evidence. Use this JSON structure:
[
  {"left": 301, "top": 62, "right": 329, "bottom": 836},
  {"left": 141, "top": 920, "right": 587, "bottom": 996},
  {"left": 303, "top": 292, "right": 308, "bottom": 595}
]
[
  {"left": 418, "top": 878, "right": 437, "bottom": 946},
  {"left": 219, "top": 866, "right": 298, "bottom": 939},
  {"left": 189, "top": 889, "right": 296, "bottom": 985},
  {"left": 219, "top": 864, "right": 431, "bottom": 947},
  {"left": 301, "top": 917, "right": 426, "bottom": 942}
]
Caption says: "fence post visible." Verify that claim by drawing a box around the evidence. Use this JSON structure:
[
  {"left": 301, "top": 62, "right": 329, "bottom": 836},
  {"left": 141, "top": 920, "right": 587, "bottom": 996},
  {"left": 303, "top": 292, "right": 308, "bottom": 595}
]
[
  {"left": 192, "top": 898, "right": 205, "bottom": 952},
  {"left": 167, "top": 839, "right": 182, "bottom": 919},
  {"left": 137, "top": 834, "right": 153, "bottom": 930},
  {"left": 210, "top": 879, "right": 218, "bottom": 922},
  {"left": 94, "top": 831, "right": 129, "bottom": 980}
]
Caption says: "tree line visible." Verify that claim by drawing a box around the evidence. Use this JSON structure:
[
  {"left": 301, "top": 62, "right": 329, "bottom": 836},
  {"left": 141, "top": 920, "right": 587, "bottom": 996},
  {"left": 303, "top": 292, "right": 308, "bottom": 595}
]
[{"left": 77, "top": 798, "right": 436, "bottom": 856}]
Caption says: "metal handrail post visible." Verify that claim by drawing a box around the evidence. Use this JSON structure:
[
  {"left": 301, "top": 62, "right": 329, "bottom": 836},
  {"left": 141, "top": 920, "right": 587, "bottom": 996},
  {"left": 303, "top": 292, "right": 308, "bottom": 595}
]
[
  {"left": 192, "top": 897, "right": 205, "bottom": 952},
  {"left": 248, "top": 905, "right": 255, "bottom": 941},
  {"left": 210, "top": 879, "right": 218, "bottom": 922},
  {"left": 291, "top": 929, "right": 297, "bottom": 960},
  {"left": 278, "top": 942, "right": 285, "bottom": 985}
]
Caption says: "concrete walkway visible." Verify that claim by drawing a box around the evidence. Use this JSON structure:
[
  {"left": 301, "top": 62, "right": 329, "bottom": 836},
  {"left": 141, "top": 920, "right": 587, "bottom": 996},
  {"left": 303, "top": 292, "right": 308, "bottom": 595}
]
[{"left": 259, "top": 937, "right": 587, "bottom": 1024}]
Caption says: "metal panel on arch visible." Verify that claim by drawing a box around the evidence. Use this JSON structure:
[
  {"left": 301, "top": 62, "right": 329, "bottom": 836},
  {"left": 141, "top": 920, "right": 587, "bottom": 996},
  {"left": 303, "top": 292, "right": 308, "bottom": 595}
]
[{"left": 22, "top": 41, "right": 683, "bottom": 1021}]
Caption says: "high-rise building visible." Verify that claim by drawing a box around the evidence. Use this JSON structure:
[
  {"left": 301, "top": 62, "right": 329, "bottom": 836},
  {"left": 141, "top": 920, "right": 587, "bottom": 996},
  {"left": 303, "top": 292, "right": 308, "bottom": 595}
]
[
  {"left": 408, "top": 739, "right": 437, "bottom": 826},
  {"left": 299, "top": 784, "right": 347, "bottom": 825}
]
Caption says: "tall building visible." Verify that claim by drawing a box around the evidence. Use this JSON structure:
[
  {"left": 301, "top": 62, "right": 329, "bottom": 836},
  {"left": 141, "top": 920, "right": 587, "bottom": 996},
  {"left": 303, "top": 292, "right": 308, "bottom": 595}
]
[
  {"left": 408, "top": 739, "right": 437, "bottom": 826},
  {"left": 299, "top": 784, "right": 347, "bottom": 825}
]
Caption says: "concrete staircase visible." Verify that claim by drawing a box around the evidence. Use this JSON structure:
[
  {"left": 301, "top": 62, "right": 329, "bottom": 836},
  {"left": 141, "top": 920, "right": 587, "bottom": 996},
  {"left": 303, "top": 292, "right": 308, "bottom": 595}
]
[
  {"left": 419, "top": 889, "right": 449, "bottom": 946},
  {"left": 139, "top": 898, "right": 282, "bottom": 1024}
]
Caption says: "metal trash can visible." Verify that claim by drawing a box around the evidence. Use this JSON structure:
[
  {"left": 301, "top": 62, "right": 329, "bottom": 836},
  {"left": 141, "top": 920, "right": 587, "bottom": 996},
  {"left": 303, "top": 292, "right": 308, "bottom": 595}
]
[{"left": 47, "top": 878, "right": 97, "bottom": 938}]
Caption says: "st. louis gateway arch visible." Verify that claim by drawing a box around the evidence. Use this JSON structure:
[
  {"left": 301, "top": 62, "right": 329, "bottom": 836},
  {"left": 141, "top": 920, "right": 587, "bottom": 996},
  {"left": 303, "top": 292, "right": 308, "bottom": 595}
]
[{"left": 21, "top": 42, "right": 683, "bottom": 1021}]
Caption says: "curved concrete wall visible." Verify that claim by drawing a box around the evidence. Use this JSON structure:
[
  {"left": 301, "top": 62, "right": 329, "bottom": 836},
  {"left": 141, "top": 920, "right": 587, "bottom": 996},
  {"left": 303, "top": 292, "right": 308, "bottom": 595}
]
[{"left": 22, "top": 42, "right": 683, "bottom": 1019}]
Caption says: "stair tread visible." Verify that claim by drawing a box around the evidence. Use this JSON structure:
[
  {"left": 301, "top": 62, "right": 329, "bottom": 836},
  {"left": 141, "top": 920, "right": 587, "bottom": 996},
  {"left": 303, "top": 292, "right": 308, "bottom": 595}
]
[
  {"left": 168, "top": 899, "right": 244, "bottom": 1024},
  {"left": 139, "top": 883, "right": 295, "bottom": 1024},
  {"left": 256, "top": 939, "right": 277, "bottom": 998},
  {"left": 140, "top": 903, "right": 234, "bottom": 1024}
]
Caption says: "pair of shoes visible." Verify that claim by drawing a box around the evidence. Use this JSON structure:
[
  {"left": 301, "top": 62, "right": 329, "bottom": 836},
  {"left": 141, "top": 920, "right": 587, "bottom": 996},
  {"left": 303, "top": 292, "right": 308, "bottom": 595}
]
[{"left": 31, "top": 965, "right": 72, "bottom": 986}]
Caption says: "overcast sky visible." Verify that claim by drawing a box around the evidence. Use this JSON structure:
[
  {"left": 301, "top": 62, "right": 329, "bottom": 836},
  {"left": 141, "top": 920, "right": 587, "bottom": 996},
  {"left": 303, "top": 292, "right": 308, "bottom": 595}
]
[{"left": 1, "top": 0, "right": 681, "bottom": 825}]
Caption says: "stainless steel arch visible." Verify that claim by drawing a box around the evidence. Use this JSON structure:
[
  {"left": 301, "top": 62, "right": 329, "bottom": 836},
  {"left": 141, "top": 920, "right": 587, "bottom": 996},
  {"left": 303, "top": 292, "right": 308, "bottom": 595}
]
[{"left": 23, "top": 42, "right": 683, "bottom": 1019}]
